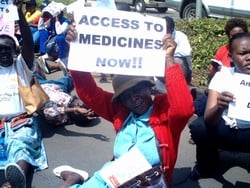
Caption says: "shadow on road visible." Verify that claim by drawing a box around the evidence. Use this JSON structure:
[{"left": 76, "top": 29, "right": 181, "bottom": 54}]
[
  {"left": 173, "top": 150, "right": 250, "bottom": 188},
  {"left": 39, "top": 115, "right": 110, "bottom": 142}
]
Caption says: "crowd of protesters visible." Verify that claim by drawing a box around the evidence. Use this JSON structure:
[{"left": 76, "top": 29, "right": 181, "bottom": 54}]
[{"left": 1, "top": 0, "right": 250, "bottom": 187}]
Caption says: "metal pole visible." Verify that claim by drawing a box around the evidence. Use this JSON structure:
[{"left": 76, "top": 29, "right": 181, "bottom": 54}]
[{"left": 196, "top": 0, "right": 202, "bottom": 18}]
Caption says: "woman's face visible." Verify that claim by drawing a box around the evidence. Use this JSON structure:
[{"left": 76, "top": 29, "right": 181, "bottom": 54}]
[
  {"left": 119, "top": 83, "right": 153, "bottom": 116},
  {"left": 230, "top": 36, "right": 250, "bottom": 74},
  {"left": 42, "top": 11, "right": 53, "bottom": 19},
  {"left": 0, "top": 37, "right": 15, "bottom": 67}
]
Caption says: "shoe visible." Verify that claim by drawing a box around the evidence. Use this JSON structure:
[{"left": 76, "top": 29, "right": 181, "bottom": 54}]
[
  {"left": 53, "top": 165, "right": 89, "bottom": 180},
  {"left": 56, "top": 60, "right": 68, "bottom": 76},
  {"left": 5, "top": 163, "right": 26, "bottom": 188},
  {"left": 99, "top": 78, "right": 109, "bottom": 83},
  {"left": 189, "top": 165, "right": 201, "bottom": 180},
  {"left": 189, "top": 165, "right": 217, "bottom": 180},
  {"left": 38, "top": 56, "right": 50, "bottom": 74}
]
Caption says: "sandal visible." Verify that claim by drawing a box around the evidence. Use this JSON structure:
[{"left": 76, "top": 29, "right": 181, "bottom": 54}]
[{"left": 53, "top": 165, "right": 89, "bottom": 180}]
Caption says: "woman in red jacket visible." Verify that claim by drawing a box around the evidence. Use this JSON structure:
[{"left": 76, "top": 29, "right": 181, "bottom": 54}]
[
  {"left": 208, "top": 18, "right": 248, "bottom": 81},
  {"left": 54, "top": 33, "right": 194, "bottom": 188}
]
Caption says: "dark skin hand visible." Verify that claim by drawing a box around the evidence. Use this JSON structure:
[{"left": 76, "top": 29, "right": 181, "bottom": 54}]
[
  {"left": 205, "top": 89, "right": 236, "bottom": 126},
  {"left": 14, "top": 0, "right": 34, "bottom": 68},
  {"left": 217, "top": 91, "right": 235, "bottom": 110}
]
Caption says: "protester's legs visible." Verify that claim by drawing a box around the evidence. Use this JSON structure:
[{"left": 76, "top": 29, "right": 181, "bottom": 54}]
[
  {"left": 33, "top": 30, "right": 40, "bottom": 46},
  {"left": 214, "top": 121, "right": 250, "bottom": 153},
  {"left": 190, "top": 117, "right": 250, "bottom": 178},
  {"left": 4, "top": 117, "right": 48, "bottom": 187},
  {"left": 56, "top": 34, "right": 69, "bottom": 60},
  {"left": 30, "top": 27, "right": 39, "bottom": 45},
  {"left": 39, "top": 29, "right": 49, "bottom": 54},
  {"left": 189, "top": 117, "right": 220, "bottom": 176},
  {"left": 18, "top": 159, "right": 34, "bottom": 188}
]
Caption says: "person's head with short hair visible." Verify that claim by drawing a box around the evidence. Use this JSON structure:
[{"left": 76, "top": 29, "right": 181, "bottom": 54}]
[
  {"left": 229, "top": 32, "right": 250, "bottom": 74},
  {"left": 0, "top": 34, "right": 17, "bottom": 67},
  {"left": 112, "top": 75, "right": 155, "bottom": 115},
  {"left": 25, "top": 0, "right": 37, "bottom": 14},
  {"left": 42, "top": 11, "right": 53, "bottom": 19},
  {"left": 224, "top": 18, "right": 248, "bottom": 39},
  {"left": 163, "top": 16, "right": 175, "bottom": 34}
]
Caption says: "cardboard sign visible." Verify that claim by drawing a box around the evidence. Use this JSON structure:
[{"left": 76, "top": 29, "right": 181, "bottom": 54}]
[
  {"left": 67, "top": 7, "right": 166, "bottom": 76},
  {"left": 42, "top": 1, "right": 66, "bottom": 17}
]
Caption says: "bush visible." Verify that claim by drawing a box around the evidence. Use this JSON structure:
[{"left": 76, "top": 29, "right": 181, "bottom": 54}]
[{"left": 175, "top": 18, "right": 250, "bottom": 87}]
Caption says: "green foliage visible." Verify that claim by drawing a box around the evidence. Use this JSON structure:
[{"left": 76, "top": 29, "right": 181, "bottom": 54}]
[{"left": 175, "top": 18, "right": 250, "bottom": 87}]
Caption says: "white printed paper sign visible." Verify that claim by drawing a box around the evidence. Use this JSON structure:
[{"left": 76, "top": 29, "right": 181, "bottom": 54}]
[
  {"left": 99, "top": 147, "right": 152, "bottom": 188},
  {"left": 67, "top": 7, "right": 166, "bottom": 76},
  {"left": 228, "top": 73, "right": 250, "bottom": 121},
  {"left": 42, "top": 1, "right": 66, "bottom": 17}
]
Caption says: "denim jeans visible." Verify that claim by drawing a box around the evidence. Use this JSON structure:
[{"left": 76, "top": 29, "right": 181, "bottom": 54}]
[
  {"left": 18, "top": 27, "right": 40, "bottom": 47},
  {"left": 30, "top": 26, "right": 40, "bottom": 45},
  {"left": 56, "top": 34, "right": 69, "bottom": 59},
  {"left": 39, "top": 29, "right": 50, "bottom": 54}
]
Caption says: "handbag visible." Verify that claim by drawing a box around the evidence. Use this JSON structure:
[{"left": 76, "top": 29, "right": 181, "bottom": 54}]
[
  {"left": 15, "top": 63, "right": 50, "bottom": 115},
  {"left": 118, "top": 166, "right": 168, "bottom": 188}
]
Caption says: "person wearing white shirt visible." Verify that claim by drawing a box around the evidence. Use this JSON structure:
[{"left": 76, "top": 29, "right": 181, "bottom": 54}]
[
  {"left": 154, "top": 16, "right": 192, "bottom": 94},
  {"left": 189, "top": 32, "right": 250, "bottom": 180}
]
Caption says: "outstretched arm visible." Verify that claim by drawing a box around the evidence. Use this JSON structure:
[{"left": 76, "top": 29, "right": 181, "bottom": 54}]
[
  {"left": 15, "top": 0, "right": 34, "bottom": 69},
  {"left": 162, "top": 34, "right": 194, "bottom": 133},
  {"left": 162, "top": 34, "right": 176, "bottom": 68}
]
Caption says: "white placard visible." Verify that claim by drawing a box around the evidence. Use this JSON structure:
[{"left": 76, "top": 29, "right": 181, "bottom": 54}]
[
  {"left": 0, "top": 2, "right": 18, "bottom": 23},
  {"left": 99, "top": 147, "right": 152, "bottom": 188},
  {"left": 42, "top": 1, "right": 66, "bottom": 17},
  {"left": 67, "top": 7, "right": 166, "bottom": 76},
  {"left": 228, "top": 73, "right": 250, "bottom": 121}
]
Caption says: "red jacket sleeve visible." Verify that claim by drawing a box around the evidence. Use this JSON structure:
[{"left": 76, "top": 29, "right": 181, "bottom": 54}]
[{"left": 165, "top": 63, "right": 194, "bottom": 135}]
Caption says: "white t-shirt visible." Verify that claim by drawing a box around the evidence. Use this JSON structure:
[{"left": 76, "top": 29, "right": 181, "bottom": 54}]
[
  {"left": 0, "top": 55, "right": 34, "bottom": 119},
  {"left": 209, "top": 66, "right": 250, "bottom": 129},
  {"left": 173, "top": 30, "right": 191, "bottom": 57}
]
